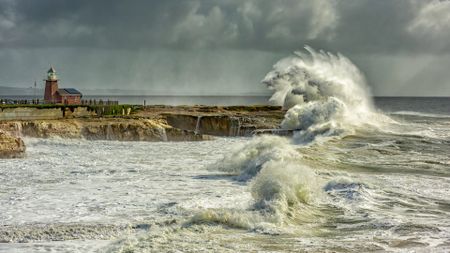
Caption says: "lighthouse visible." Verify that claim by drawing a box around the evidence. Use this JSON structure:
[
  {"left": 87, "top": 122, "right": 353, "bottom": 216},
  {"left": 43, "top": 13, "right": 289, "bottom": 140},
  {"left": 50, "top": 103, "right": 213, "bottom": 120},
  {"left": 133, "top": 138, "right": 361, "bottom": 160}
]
[
  {"left": 44, "top": 67, "right": 59, "bottom": 103},
  {"left": 43, "top": 67, "right": 82, "bottom": 104}
]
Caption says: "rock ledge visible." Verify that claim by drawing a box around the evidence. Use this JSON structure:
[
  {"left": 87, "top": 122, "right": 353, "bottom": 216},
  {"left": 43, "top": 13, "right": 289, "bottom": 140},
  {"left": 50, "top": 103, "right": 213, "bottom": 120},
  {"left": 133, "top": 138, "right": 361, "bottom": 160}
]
[{"left": 0, "top": 131, "right": 25, "bottom": 158}]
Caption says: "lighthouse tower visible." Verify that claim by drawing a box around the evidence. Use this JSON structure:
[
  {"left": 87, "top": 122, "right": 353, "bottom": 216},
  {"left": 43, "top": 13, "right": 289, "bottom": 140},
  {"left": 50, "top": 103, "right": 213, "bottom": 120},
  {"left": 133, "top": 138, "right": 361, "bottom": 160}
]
[{"left": 44, "top": 67, "right": 59, "bottom": 103}]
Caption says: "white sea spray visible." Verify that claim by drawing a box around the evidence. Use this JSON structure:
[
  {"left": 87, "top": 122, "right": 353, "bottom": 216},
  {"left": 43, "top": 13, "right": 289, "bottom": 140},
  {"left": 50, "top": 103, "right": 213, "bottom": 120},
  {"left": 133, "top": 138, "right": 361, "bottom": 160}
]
[
  {"left": 262, "top": 46, "right": 391, "bottom": 142},
  {"left": 202, "top": 47, "right": 388, "bottom": 228}
]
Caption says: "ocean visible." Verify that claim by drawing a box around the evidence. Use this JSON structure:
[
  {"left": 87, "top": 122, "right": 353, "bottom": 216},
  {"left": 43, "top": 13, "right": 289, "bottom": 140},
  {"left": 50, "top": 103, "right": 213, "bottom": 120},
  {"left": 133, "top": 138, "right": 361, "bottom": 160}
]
[
  {"left": 0, "top": 96, "right": 448, "bottom": 252},
  {"left": 1, "top": 48, "right": 450, "bottom": 252}
]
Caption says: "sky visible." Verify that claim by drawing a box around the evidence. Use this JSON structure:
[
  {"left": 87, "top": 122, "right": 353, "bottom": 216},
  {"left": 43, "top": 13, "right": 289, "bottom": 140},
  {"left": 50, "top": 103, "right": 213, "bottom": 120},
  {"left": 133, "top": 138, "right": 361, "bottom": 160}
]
[{"left": 0, "top": 0, "right": 449, "bottom": 96}]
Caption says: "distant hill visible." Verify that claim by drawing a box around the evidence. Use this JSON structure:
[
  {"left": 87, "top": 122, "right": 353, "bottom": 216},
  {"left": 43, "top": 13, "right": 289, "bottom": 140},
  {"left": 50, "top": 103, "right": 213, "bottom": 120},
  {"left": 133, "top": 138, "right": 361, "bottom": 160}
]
[{"left": 0, "top": 86, "right": 43, "bottom": 96}]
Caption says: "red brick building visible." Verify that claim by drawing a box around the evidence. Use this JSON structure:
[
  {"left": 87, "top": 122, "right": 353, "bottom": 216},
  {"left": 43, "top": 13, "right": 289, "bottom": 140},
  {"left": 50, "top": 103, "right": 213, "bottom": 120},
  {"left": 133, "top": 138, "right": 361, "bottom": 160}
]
[{"left": 44, "top": 67, "right": 82, "bottom": 104}]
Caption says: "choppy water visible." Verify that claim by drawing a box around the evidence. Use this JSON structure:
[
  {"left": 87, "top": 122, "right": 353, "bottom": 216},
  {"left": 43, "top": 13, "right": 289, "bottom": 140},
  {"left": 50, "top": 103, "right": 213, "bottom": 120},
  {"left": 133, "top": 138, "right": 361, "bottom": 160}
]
[
  {"left": 2, "top": 45, "right": 450, "bottom": 252},
  {"left": 0, "top": 98, "right": 449, "bottom": 252}
]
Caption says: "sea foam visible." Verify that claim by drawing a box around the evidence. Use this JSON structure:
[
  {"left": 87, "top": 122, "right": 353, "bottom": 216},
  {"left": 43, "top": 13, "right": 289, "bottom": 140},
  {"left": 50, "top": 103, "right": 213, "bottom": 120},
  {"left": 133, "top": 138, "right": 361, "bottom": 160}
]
[
  {"left": 262, "top": 46, "right": 389, "bottom": 142},
  {"left": 204, "top": 47, "right": 386, "bottom": 228}
]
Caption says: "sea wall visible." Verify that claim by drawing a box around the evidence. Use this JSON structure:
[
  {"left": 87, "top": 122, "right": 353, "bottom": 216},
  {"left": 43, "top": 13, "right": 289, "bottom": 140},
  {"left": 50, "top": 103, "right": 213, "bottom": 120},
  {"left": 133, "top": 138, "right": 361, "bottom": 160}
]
[
  {"left": 0, "top": 107, "right": 63, "bottom": 121},
  {"left": 0, "top": 107, "right": 96, "bottom": 121}
]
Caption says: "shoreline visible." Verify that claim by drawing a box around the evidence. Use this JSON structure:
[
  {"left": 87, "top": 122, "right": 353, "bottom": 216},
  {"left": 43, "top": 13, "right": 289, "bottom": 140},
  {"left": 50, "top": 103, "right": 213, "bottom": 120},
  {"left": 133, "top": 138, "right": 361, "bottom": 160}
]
[{"left": 0, "top": 105, "right": 285, "bottom": 158}]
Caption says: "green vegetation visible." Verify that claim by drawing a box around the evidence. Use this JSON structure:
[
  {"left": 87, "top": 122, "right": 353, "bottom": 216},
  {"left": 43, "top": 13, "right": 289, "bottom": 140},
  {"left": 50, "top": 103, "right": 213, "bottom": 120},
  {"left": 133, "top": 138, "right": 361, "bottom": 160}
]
[
  {"left": 87, "top": 104, "right": 140, "bottom": 116},
  {"left": 0, "top": 104, "right": 141, "bottom": 116}
]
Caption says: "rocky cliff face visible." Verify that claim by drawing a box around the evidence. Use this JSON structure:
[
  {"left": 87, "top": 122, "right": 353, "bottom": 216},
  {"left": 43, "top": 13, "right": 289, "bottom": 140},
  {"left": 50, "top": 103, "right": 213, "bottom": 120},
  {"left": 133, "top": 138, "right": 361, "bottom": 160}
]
[
  {"left": 79, "top": 119, "right": 208, "bottom": 141},
  {"left": 0, "top": 105, "right": 285, "bottom": 158},
  {"left": 0, "top": 130, "right": 25, "bottom": 158},
  {"left": 0, "top": 119, "right": 210, "bottom": 142},
  {"left": 164, "top": 113, "right": 282, "bottom": 137},
  {"left": 21, "top": 121, "right": 82, "bottom": 138},
  {"left": 0, "top": 109, "right": 283, "bottom": 142},
  {"left": 133, "top": 105, "right": 284, "bottom": 137}
]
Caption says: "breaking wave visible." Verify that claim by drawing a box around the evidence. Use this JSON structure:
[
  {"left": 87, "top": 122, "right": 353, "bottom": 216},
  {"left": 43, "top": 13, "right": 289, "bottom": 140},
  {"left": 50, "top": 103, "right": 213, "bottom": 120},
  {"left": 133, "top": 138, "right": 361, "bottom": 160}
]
[
  {"left": 263, "top": 46, "right": 390, "bottom": 142},
  {"left": 201, "top": 47, "right": 389, "bottom": 229},
  {"left": 105, "top": 50, "right": 450, "bottom": 251},
  {"left": 209, "top": 135, "right": 299, "bottom": 181}
]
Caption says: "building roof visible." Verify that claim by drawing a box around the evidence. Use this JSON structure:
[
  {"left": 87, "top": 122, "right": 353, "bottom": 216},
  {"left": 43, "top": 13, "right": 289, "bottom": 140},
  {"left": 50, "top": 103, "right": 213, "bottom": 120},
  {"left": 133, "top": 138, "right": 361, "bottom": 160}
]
[
  {"left": 57, "top": 88, "right": 82, "bottom": 96},
  {"left": 48, "top": 67, "right": 56, "bottom": 73}
]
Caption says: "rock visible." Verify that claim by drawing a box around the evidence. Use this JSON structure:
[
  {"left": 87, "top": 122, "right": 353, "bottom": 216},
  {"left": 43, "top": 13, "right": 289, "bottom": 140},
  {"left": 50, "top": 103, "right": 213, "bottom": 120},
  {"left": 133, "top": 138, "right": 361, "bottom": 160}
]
[
  {"left": 165, "top": 127, "right": 214, "bottom": 141},
  {"left": 0, "top": 119, "right": 211, "bottom": 142},
  {"left": 0, "top": 105, "right": 285, "bottom": 141},
  {"left": 0, "top": 130, "right": 25, "bottom": 158},
  {"left": 164, "top": 114, "right": 282, "bottom": 137},
  {"left": 81, "top": 119, "right": 170, "bottom": 141},
  {"left": 21, "top": 120, "right": 81, "bottom": 138}
]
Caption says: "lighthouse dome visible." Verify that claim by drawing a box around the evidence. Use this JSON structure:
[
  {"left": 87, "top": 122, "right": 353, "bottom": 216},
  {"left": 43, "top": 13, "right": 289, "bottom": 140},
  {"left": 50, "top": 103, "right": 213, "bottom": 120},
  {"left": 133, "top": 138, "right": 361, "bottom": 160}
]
[
  {"left": 47, "top": 66, "right": 57, "bottom": 80},
  {"left": 48, "top": 67, "right": 56, "bottom": 73}
]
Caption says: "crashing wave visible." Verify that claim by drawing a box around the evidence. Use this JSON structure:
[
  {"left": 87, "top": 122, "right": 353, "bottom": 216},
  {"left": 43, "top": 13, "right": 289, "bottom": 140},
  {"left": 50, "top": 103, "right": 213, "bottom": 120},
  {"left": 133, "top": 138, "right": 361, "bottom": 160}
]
[
  {"left": 263, "top": 46, "right": 389, "bottom": 142},
  {"left": 204, "top": 47, "right": 382, "bottom": 229},
  {"left": 209, "top": 135, "right": 300, "bottom": 181},
  {"left": 262, "top": 46, "right": 372, "bottom": 111},
  {"left": 208, "top": 135, "right": 325, "bottom": 226}
]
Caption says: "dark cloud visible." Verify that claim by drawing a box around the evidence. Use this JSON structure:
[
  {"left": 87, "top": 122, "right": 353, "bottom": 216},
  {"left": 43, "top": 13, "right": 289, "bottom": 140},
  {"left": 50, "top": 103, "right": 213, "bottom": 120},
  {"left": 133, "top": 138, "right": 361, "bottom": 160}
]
[
  {"left": 1, "top": 0, "right": 449, "bottom": 54},
  {"left": 0, "top": 0, "right": 449, "bottom": 95}
]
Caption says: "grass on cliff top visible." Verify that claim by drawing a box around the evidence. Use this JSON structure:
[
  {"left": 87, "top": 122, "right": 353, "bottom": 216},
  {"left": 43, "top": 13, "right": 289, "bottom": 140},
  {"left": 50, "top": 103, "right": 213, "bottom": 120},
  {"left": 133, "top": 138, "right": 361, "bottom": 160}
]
[
  {"left": 0, "top": 104, "right": 140, "bottom": 116},
  {"left": 87, "top": 104, "right": 140, "bottom": 116}
]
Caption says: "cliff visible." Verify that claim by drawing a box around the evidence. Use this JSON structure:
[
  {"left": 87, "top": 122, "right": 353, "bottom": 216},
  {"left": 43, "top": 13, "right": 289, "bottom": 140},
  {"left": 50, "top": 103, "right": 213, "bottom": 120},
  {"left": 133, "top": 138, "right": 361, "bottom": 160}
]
[
  {"left": 139, "top": 105, "right": 285, "bottom": 136},
  {"left": 0, "top": 105, "right": 286, "bottom": 158},
  {"left": 0, "top": 105, "right": 285, "bottom": 140},
  {"left": 0, "top": 119, "right": 210, "bottom": 142}
]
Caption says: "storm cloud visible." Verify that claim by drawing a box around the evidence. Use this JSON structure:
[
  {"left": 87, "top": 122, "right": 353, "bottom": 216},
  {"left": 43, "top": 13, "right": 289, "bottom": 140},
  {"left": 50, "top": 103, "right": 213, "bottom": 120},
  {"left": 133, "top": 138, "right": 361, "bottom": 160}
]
[{"left": 0, "top": 0, "right": 449, "bottom": 95}]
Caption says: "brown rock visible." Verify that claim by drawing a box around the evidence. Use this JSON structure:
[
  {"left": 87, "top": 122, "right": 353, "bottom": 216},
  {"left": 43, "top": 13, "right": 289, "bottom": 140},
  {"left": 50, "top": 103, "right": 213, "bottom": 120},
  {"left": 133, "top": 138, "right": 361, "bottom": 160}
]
[
  {"left": 0, "top": 118, "right": 212, "bottom": 142},
  {"left": 0, "top": 131, "right": 25, "bottom": 158}
]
